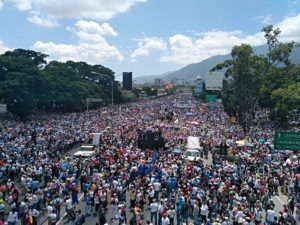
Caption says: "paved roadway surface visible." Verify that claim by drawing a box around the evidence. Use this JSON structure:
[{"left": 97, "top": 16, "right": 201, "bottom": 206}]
[{"left": 39, "top": 149, "right": 289, "bottom": 225}]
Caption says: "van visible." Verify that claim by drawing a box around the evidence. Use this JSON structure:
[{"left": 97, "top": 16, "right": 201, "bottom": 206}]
[{"left": 185, "top": 149, "right": 201, "bottom": 161}]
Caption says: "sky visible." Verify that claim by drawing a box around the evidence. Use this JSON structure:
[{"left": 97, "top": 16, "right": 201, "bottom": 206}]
[{"left": 0, "top": 0, "right": 300, "bottom": 78}]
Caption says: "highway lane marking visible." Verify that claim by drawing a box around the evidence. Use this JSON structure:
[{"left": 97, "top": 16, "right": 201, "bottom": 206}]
[
  {"left": 275, "top": 196, "right": 285, "bottom": 205},
  {"left": 55, "top": 193, "right": 84, "bottom": 225}
]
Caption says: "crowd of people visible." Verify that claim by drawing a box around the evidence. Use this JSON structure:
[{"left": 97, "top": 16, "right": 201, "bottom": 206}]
[{"left": 0, "top": 94, "right": 299, "bottom": 225}]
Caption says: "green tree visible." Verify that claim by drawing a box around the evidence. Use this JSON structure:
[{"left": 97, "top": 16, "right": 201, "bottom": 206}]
[
  {"left": 0, "top": 49, "right": 48, "bottom": 118},
  {"left": 0, "top": 49, "right": 124, "bottom": 117},
  {"left": 260, "top": 25, "right": 299, "bottom": 124},
  {"left": 269, "top": 82, "right": 300, "bottom": 125},
  {"left": 212, "top": 44, "right": 268, "bottom": 133}
]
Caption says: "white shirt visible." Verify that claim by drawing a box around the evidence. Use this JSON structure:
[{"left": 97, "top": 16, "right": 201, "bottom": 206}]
[
  {"left": 200, "top": 204, "right": 208, "bottom": 216},
  {"left": 66, "top": 198, "right": 73, "bottom": 210},
  {"left": 150, "top": 202, "right": 158, "bottom": 212},
  {"left": 168, "top": 209, "right": 176, "bottom": 218},
  {"left": 47, "top": 205, "right": 53, "bottom": 215},
  {"left": 266, "top": 209, "right": 274, "bottom": 222},
  {"left": 254, "top": 209, "right": 262, "bottom": 221},
  {"left": 49, "top": 213, "right": 57, "bottom": 223},
  {"left": 161, "top": 217, "right": 170, "bottom": 225},
  {"left": 7, "top": 211, "right": 18, "bottom": 222},
  {"left": 153, "top": 182, "right": 161, "bottom": 191}
]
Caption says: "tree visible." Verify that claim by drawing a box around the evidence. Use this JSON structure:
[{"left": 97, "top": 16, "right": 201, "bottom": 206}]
[
  {"left": 269, "top": 82, "right": 300, "bottom": 125},
  {"left": 0, "top": 49, "right": 48, "bottom": 118},
  {"left": 212, "top": 44, "right": 268, "bottom": 133},
  {"left": 0, "top": 49, "right": 124, "bottom": 117},
  {"left": 260, "top": 25, "right": 299, "bottom": 125}
]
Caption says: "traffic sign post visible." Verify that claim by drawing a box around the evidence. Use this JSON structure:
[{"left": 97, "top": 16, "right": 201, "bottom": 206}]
[{"left": 274, "top": 131, "right": 300, "bottom": 151}]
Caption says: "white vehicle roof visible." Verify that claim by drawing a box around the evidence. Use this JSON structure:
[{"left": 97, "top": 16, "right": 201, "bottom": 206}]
[
  {"left": 80, "top": 145, "right": 94, "bottom": 150},
  {"left": 74, "top": 151, "right": 95, "bottom": 157},
  {"left": 186, "top": 136, "right": 201, "bottom": 150}
]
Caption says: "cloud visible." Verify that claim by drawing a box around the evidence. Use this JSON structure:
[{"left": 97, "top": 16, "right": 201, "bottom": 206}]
[
  {"left": 160, "top": 31, "right": 265, "bottom": 65},
  {"left": 27, "top": 11, "right": 59, "bottom": 28},
  {"left": 0, "top": 40, "right": 10, "bottom": 54},
  {"left": 130, "top": 37, "right": 167, "bottom": 59},
  {"left": 0, "top": 1, "right": 3, "bottom": 9},
  {"left": 32, "top": 21, "right": 123, "bottom": 65},
  {"left": 161, "top": 13, "right": 300, "bottom": 65},
  {"left": 8, "top": 0, "right": 32, "bottom": 11},
  {"left": 7, "top": 0, "right": 146, "bottom": 26},
  {"left": 254, "top": 15, "right": 272, "bottom": 25},
  {"left": 76, "top": 20, "right": 118, "bottom": 37},
  {"left": 277, "top": 14, "right": 300, "bottom": 42},
  {"left": 288, "top": 0, "right": 298, "bottom": 7}
]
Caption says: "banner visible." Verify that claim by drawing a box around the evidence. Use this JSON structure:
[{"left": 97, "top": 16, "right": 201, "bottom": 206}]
[
  {"left": 173, "top": 103, "right": 196, "bottom": 108},
  {"left": 93, "top": 133, "right": 101, "bottom": 146}
]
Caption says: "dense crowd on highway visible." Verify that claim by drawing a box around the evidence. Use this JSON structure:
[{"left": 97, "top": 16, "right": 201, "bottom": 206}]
[{"left": 0, "top": 94, "right": 299, "bottom": 225}]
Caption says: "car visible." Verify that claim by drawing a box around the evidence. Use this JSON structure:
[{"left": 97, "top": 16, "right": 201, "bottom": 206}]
[{"left": 74, "top": 145, "right": 96, "bottom": 158}]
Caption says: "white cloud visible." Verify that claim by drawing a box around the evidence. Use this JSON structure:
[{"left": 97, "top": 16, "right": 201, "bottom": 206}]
[
  {"left": 7, "top": 0, "right": 146, "bottom": 26},
  {"left": 255, "top": 15, "right": 272, "bottom": 25},
  {"left": 0, "top": 40, "right": 10, "bottom": 54},
  {"left": 160, "top": 31, "right": 265, "bottom": 65},
  {"left": 27, "top": 11, "right": 59, "bottom": 28},
  {"left": 0, "top": 1, "right": 4, "bottom": 9},
  {"left": 32, "top": 20, "right": 123, "bottom": 65},
  {"left": 76, "top": 20, "right": 118, "bottom": 37},
  {"left": 37, "top": 0, "right": 146, "bottom": 20},
  {"left": 277, "top": 14, "right": 300, "bottom": 42},
  {"left": 8, "top": 0, "right": 32, "bottom": 11},
  {"left": 130, "top": 37, "right": 167, "bottom": 59},
  {"left": 288, "top": 0, "right": 298, "bottom": 7},
  {"left": 161, "top": 13, "right": 300, "bottom": 65}
]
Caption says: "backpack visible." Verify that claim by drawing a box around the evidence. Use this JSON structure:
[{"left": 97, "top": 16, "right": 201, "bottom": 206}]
[
  {"left": 80, "top": 215, "right": 85, "bottom": 224},
  {"left": 69, "top": 210, "right": 76, "bottom": 220}
]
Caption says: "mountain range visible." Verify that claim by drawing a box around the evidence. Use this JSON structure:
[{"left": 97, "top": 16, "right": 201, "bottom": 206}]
[{"left": 134, "top": 44, "right": 300, "bottom": 84}]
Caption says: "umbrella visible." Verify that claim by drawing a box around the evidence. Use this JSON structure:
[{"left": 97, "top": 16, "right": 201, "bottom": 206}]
[
  {"left": 259, "top": 138, "right": 266, "bottom": 143},
  {"left": 235, "top": 140, "right": 253, "bottom": 147},
  {"left": 190, "top": 121, "right": 199, "bottom": 125}
]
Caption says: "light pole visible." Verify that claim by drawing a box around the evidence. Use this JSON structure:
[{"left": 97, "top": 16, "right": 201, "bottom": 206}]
[{"left": 92, "top": 72, "right": 114, "bottom": 107}]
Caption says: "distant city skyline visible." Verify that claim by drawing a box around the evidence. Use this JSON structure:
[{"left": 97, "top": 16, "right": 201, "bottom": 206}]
[{"left": 0, "top": 0, "right": 300, "bottom": 77}]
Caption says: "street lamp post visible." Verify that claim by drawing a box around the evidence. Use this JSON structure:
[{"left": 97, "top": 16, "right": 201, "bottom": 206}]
[{"left": 92, "top": 72, "right": 114, "bottom": 107}]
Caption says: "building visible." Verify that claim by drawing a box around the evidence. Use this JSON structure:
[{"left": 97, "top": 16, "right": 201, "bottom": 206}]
[
  {"left": 154, "top": 78, "right": 164, "bottom": 87},
  {"left": 205, "top": 72, "right": 224, "bottom": 91},
  {"left": 194, "top": 75, "right": 204, "bottom": 97},
  {"left": 123, "top": 72, "right": 133, "bottom": 90}
]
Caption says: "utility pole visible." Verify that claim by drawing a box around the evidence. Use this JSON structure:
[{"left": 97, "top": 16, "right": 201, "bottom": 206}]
[{"left": 91, "top": 72, "right": 114, "bottom": 107}]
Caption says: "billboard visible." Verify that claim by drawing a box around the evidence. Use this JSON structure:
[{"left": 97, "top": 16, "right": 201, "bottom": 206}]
[
  {"left": 123, "top": 72, "right": 132, "bottom": 90},
  {"left": 205, "top": 72, "right": 223, "bottom": 90}
]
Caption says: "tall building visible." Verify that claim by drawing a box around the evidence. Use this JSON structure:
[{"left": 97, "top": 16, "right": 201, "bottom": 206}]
[
  {"left": 123, "top": 72, "right": 132, "bottom": 90},
  {"left": 154, "top": 78, "right": 164, "bottom": 86},
  {"left": 194, "top": 76, "right": 203, "bottom": 97}
]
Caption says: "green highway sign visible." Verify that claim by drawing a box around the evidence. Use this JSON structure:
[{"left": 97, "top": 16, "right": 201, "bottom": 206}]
[
  {"left": 205, "top": 95, "right": 217, "bottom": 103},
  {"left": 275, "top": 131, "right": 300, "bottom": 150}
]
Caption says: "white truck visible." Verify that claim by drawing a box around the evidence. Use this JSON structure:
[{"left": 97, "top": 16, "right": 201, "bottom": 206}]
[{"left": 185, "top": 136, "right": 201, "bottom": 161}]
